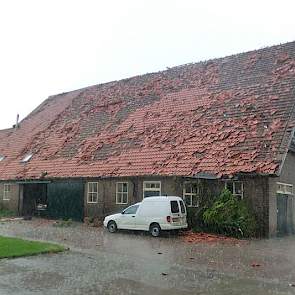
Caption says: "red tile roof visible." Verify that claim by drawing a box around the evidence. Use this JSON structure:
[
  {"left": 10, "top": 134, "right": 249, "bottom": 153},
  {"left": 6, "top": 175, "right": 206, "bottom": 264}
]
[{"left": 1, "top": 41, "right": 295, "bottom": 180}]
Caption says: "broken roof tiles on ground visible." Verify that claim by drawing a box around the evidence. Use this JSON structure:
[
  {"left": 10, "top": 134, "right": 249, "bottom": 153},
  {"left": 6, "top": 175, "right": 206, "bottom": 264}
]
[{"left": 1, "top": 41, "right": 295, "bottom": 180}]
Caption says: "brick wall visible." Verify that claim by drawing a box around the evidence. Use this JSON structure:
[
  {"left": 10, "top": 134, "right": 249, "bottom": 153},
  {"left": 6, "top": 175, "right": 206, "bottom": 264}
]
[
  {"left": 0, "top": 182, "right": 20, "bottom": 214},
  {"left": 241, "top": 176, "right": 269, "bottom": 237},
  {"left": 84, "top": 176, "right": 182, "bottom": 219},
  {"left": 84, "top": 176, "right": 269, "bottom": 237}
]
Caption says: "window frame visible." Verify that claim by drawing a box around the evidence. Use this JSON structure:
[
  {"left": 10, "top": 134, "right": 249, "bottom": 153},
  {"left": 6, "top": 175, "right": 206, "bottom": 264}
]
[
  {"left": 87, "top": 182, "right": 98, "bottom": 204},
  {"left": 170, "top": 200, "right": 180, "bottom": 213},
  {"left": 224, "top": 181, "right": 244, "bottom": 199},
  {"left": 3, "top": 184, "right": 11, "bottom": 201},
  {"left": 116, "top": 182, "right": 128, "bottom": 205},
  {"left": 183, "top": 182, "right": 200, "bottom": 207},
  {"left": 277, "top": 182, "right": 293, "bottom": 195},
  {"left": 143, "top": 181, "right": 161, "bottom": 198}
]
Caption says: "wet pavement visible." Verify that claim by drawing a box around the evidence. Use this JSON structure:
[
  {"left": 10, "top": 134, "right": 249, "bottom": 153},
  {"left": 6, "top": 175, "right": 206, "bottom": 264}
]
[{"left": 1, "top": 219, "right": 295, "bottom": 294}]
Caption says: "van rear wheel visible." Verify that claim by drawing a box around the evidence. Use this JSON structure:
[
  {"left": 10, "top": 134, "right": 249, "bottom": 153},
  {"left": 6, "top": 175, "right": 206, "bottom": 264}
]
[
  {"left": 150, "top": 224, "right": 161, "bottom": 237},
  {"left": 107, "top": 221, "right": 117, "bottom": 233}
]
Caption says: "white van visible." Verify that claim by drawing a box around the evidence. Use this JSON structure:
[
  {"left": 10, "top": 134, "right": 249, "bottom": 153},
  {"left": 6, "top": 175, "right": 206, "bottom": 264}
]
[{"left": 103, "top": 196, "right": 188, "bottom": 237}]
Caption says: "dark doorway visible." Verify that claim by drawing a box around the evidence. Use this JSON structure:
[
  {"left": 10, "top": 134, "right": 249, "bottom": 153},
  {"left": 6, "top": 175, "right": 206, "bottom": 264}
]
[{"left": 22, "top": 184, "right": 47, "bottom": 216}]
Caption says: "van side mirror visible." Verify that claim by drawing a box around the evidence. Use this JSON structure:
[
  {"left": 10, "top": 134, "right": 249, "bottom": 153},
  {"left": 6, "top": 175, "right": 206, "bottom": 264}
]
[{"left": 121, "top": 211, "right": 125, "bottom": 214}]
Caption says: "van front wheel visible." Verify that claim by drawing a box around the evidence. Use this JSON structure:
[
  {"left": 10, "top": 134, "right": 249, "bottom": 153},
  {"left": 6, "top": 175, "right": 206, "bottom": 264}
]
[
  {"left": 150, "top": 223, "right": 161, "bottom": 237},
  {"left": 107, "top": 221, "right": 117, "bottom": 233}
]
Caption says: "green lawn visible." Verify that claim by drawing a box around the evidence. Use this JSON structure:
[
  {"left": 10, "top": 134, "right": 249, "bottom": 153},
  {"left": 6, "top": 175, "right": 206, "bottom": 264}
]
[{"left": 0, "top": 236, "right": 65, "bottom": 259}]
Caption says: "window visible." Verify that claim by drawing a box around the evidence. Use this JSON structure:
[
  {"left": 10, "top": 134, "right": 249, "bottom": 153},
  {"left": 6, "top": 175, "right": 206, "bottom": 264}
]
[
  {"left": 170, "top": 201, "right": 180, "bottom": 213},
  {"left": 87, "top": 182, "right": 98, "bottom": 203},
  {"left": 116, "top": 182, "right": 128, "bottom": 204},
  {"left": 21, "top": 153, "right": 33, "bottom": 163},
  {"left": 123, "top": 204, "right": 139, "bottom": 215},
  {"left": 180, "top": 200, "right": 186, "bottom": 213},
  {"left": 277, "top": 182, "right": 293, "bottom": 195},
  {"left": 183, "top": 182, "right": 199, "bottom": 207},
  {"left": 225, "top": 181, "right": 244, "bottom": 199},
  {"left": 143, "top": 181, "right": 161, "bottom": 198},
  {"left": 3, "top": 184, "right": 11, "bottom": 201},
  {"left": 0, "top": 155, "right": 5, "bottom": 162}
]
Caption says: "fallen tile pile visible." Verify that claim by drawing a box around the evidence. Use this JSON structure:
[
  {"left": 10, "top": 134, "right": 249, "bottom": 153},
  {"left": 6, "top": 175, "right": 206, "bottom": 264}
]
[{"left": 181, "top": 230, "right": 244, "bottom": 244}]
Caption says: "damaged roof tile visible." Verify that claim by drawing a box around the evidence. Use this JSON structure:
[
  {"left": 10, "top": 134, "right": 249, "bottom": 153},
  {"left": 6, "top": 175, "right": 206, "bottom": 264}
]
[{"left": 1, "top": 41, "right": 295, "bottom": 180}]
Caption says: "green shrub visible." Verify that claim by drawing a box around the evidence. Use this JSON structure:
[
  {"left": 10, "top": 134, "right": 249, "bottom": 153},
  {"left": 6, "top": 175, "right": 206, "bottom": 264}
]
[
  {"left": 187, "top": 206, "right": 208, "bottom": 231},
  {"left": 203, "top": 188, "right": 257, "bottom": 238},
  {"left": 0, "top": 209, "right": 15, "bottom": 218},
  {"left": 186, "top": 184, "right": 217, "bottom": 230}
]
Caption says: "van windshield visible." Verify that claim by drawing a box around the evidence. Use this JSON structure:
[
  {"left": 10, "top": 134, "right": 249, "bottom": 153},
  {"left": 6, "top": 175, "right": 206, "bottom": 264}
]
[{"left": 170, "top": 200, "right": 179, "bottom": 213}]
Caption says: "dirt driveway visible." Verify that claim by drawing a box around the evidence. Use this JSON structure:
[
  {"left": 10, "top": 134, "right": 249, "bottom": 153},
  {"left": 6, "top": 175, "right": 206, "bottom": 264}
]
[{"left": 1, "top": 219, "right": 295, "bottom": 294}]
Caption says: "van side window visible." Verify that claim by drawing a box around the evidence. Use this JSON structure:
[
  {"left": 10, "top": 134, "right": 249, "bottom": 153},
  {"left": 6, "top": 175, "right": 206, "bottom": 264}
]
[
  {"left": 170, "top": 201, "right": 179, "bottom": 213},
  {"left": 179, "top": 200, "right": 186, "bottom": 213},
  {"left": 124, "top": 205, "right": 139, "bottom": 215}
]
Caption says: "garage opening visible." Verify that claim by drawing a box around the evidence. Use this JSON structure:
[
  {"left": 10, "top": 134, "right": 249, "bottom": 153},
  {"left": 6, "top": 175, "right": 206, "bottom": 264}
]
[
  {"left": 22, "top": 183, "right": 48, "bottom": 217},
  {"left": 20, "top": 181, "right": 84, "bottom": 221}
]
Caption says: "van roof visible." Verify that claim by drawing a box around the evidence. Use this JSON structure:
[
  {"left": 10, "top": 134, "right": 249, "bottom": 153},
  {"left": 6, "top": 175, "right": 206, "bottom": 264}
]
[{"left": 142, "top": 196, "right": 182, "bottom": 202}]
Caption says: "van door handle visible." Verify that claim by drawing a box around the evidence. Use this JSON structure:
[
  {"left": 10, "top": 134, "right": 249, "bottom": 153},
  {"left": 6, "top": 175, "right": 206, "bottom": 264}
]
[{"left": 132, "top": 216, "right": 135, "bottom": 218}]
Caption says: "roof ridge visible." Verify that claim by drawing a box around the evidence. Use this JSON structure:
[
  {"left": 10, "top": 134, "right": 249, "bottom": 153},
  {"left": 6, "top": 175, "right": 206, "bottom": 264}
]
[
  {"left": 0, "top": 127, "right": 13, "bottom": 132},
  {"left": 51, "top": 40, "right": 295, "bottom": 97}
]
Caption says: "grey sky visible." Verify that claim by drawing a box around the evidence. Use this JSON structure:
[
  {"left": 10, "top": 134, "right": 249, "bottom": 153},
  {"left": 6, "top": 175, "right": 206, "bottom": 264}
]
[{"left": 0, "top": 0, "right": 294, "bottom": 129}]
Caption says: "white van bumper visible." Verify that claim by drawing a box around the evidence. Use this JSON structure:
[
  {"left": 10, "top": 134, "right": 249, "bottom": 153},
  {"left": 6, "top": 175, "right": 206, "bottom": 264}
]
[{"left": 160, "top": 223, "right": 188, "bottom": 230}]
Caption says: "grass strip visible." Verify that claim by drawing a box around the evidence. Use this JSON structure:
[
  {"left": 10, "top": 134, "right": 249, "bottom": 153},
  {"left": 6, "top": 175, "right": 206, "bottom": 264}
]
[{"left": 0, "top": 236, "right": 65, "bottom": 259}]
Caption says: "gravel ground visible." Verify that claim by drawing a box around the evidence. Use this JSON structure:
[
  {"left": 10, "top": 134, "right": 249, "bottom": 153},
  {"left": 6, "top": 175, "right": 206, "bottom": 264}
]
[{"left": 1, "top": 219, "right": 295, "bottom": 294}]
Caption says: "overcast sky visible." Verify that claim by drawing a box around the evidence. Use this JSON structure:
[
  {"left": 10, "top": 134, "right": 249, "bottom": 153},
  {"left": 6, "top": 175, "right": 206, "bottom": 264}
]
[{"left": 0, "top": 0, "right": 295, "bottom": 129}]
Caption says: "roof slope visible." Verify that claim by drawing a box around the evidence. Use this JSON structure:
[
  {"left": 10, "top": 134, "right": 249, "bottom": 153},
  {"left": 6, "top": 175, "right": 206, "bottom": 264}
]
[{"left": 1, "top": 41, "right": 295, "bottom": 180}]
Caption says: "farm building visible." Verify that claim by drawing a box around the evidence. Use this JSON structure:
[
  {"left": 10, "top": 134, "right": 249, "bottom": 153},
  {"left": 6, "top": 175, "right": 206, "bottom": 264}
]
[{"left": 1, "top": 41, "right": 295, "bottom": 237}]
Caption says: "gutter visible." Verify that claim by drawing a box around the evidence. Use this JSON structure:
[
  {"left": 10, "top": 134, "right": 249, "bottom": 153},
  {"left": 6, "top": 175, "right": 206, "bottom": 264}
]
[
  {"left": 16, "top": 180, "right": 52, "bottom": 184},
  {"left": 190, "top": 172, "right": 218, "bottom": 180}
]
